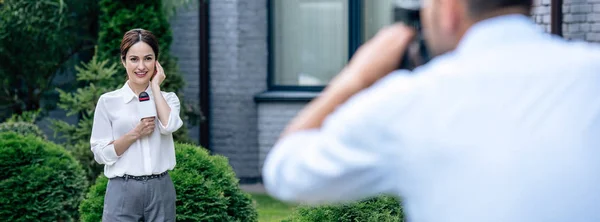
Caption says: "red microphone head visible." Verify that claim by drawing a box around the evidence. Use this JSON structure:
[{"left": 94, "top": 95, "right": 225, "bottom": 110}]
[{"left": 139, "top": 92, "right": 150, "bottom": 102}]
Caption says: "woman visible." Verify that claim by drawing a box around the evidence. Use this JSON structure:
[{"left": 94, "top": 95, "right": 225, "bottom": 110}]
[{"left": 90, "top": 28, "right": 183, "bottom": 221}]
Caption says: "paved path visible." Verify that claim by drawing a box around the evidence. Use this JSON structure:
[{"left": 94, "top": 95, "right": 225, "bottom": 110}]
[{"left": 240, "top": 183, "right": 266, "bottom": 194}]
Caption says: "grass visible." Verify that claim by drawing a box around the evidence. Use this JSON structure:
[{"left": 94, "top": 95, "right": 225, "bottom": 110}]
[{"left": 251, "top": 193, "right": 298, "bottom": 222}]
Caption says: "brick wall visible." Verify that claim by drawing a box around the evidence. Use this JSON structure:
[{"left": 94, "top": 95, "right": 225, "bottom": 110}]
[
  {"left": 532, "top": 0, "right": 600, "bottom": 42},
  {"left": 257, "top": 102, "right": 307, "bottom": 172},
  {"left": 531, "top": 0, "right": 552, "bottom": 32},
  {"left": 210, "top": 0, "right": 268, "bottom": 182},
  {"left": 169, "top": 4, "right": 201, "bottom": 143},
  {"left": 562, "top": 0, "right": 600, "bottom": 42}
]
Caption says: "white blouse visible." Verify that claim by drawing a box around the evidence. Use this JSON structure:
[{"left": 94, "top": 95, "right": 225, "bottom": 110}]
[{"left": 90, "top": 82, "right": 183, "bottom": 178}]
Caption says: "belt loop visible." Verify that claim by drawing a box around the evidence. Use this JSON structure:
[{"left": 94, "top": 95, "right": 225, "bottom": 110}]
[{"left": 124, "top": 175, "right": 129, "bottom": 181}]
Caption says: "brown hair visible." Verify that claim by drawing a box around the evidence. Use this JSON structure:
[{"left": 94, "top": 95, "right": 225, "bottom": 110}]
[{"left": 120, "top": 28, "right": 160, "bottom": 62}]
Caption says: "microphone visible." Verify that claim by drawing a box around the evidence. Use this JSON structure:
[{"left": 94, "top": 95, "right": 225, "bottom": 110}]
[{"left": 137, "top": 92, "right": 157, "bottom": 120}]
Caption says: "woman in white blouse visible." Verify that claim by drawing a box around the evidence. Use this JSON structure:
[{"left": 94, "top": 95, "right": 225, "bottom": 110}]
[{"left": 90, "top": 29, "right": 183, "bottom": 221}]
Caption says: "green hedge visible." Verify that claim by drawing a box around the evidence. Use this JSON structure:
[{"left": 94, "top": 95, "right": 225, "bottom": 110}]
[
  {"left": 0, "top": 132, "right": 88, "bottom": 221},
  {"left": 286, "top": 195, "right": 404, "bottom": 222},
  {"left": 78, "top": 175, "right": 108, "bottom": 222},
  {"left": 80, "top": 143, "right": 258, "bottom": 221},
  {"left": 0, "top": 121, "right": 46, "bottom": 139}
]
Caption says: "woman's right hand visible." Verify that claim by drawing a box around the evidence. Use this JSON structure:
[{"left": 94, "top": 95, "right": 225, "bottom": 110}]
[{"left": 131, "top": 117, "right": 155, "bottom": 139}]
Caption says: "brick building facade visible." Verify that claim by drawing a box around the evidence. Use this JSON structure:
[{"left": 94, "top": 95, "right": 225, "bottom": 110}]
[{"left": 531, "top": 0, "right": 600, "bottom": 41}]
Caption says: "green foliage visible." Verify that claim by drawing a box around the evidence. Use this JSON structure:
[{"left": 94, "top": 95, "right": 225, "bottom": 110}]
[
  {"left": 78, "top": 175, "right": 108, "bottom": 222},
  {"left": 0, "top": 121, "right": 47, "bottom": 139},
  {"left": 162, "top": 0, "right": 200, "bottom": 18},
  {"left": 286, "top": 195, "right": 404, "bottom": 222},
  {"left": 79, "top": 143, "right": 258, "bottom": 222},
  {"left": 0, "top": 132, "right": 88, "bottom": 221},
  {"left": 252, "top": 193, "right": 298, "bottom": 221},
  {"left": 70, "top": 142, "right": 104, "bottom": 191},
  {"left": 51, "top": 55, "right": 118, "bottom": 184},
  {"left": 0, "top": 0, "right": 97, "bottom": 120},
  {"left": 4, "top": 108, "right": 42, "bottom": 123},
  {"left": 172, "top": 143, "right": 257, "bottom": 222}
]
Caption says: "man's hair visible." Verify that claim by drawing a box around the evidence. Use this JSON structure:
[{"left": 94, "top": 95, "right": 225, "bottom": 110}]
[{"left": 466, "top": 0, "right": 533, "bottom": 18}]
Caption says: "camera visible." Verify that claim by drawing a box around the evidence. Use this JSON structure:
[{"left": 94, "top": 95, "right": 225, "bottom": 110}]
[{"left": 394, "top": 1, "right": 432, "bottom": 70}]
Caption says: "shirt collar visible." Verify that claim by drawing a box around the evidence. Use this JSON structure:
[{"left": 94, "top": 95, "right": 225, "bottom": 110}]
[
  {"left": 455, "top": 14, "right": 545, "bottom": 55},
  {"left": 120, "top": 81, "right": 152, "bottom": 104}
]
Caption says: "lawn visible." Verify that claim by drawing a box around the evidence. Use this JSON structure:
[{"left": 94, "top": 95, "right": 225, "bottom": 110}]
[{"left": 251, "top": 193, "right": 298, "bottom": 222}]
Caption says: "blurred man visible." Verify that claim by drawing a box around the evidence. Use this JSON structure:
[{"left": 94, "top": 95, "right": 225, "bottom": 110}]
[{"left": 262, "top": 0, "right": 600, "bottom": 221}]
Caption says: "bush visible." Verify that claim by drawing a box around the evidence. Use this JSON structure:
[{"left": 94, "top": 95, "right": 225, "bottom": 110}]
[
  {"left": 79, "top": 143, "right": 258, "bottom": 222},
  {"left": 78, "top": 175, "right": 108, "bottom": 222},
  {"left": 0, "top": 121, "right": 47, "bottom": 140},
  {"left": 4, "top": 108, "right": 42, "bottom": 124},
  {"left": 286, "top": 195, "right": 404, "bottom": 222},
  {"left": 0, "top": 132, "right": 88, "bottom": 221}
]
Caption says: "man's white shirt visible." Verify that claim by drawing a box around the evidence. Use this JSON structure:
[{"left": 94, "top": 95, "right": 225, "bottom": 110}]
[{"left": 263, "top": 14, "right": 600, "bottom": 222}]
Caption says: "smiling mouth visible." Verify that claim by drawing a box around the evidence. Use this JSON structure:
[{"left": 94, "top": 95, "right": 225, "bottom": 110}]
[{"left": 134, "top": 71, "right": 147, "bottom": 78}]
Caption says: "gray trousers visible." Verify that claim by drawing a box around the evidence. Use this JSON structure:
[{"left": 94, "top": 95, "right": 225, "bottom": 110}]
[{"left": 102, "top": 173, "right": 176, "bottom": 222}]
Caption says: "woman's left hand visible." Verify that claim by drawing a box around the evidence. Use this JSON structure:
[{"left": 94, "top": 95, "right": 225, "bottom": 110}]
[{"left": 152, "top": 61, "right": 166, "bottom": 87}]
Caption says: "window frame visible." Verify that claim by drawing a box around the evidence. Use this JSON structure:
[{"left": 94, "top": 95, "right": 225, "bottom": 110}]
[{"left": 266, "top": 0, "right": 364, "bottom": 91}]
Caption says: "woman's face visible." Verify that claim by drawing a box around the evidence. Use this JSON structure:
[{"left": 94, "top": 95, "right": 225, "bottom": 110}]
[{"left": 122, "top": 41, "right": 156, "bottom": 86}]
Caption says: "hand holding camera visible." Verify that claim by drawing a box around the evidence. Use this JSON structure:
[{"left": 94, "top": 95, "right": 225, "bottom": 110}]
[
  {"left": 341, "top": 24, "right": 416, "bottom": 89},
  {"left": 333, "top": 0, "right": 432, "bottom": 90},
  {"left": 394, "top": 1, "right": 432, "bottom": 70}
]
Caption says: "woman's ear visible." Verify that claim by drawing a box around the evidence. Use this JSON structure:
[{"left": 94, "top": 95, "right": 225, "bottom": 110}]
[{"left": 154, "top": 62, "right": 158, "bottom": 78}]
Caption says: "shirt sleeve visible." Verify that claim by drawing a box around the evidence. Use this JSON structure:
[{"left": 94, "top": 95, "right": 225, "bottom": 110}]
[
  {"left": 262, "top": 71, "right": 420, "bottom": 204},
  {"left": 90, "top": 96, "right": 119, "bottom": 165},
  {"left": 157, "top": 92, "right": 184, "bottom": 135}
]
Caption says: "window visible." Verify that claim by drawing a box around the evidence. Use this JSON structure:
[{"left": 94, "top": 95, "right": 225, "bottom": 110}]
[{"left": 269, "top": 0, "right": 395, "bottom": 90}]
